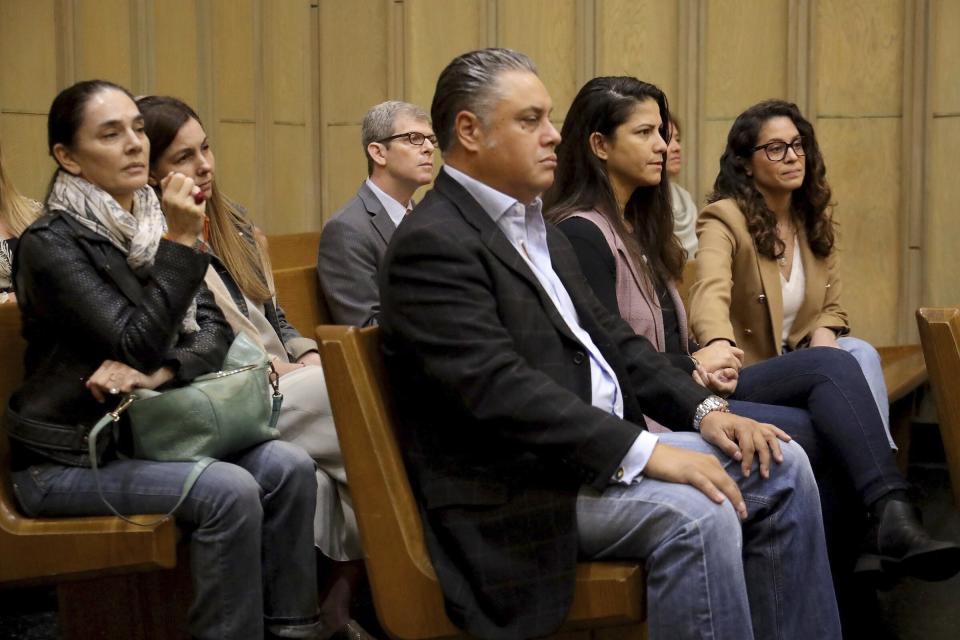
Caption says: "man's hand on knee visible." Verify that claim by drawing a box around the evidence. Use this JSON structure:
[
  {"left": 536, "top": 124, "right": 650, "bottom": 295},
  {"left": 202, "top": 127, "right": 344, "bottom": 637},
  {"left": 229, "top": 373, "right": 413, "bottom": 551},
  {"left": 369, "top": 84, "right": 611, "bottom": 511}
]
[
  {"left": 645, "top": 443, "right": 748, "bottom": 520},
  {"left": 700, "top": 414, "right": 792, "bottom": 479}
]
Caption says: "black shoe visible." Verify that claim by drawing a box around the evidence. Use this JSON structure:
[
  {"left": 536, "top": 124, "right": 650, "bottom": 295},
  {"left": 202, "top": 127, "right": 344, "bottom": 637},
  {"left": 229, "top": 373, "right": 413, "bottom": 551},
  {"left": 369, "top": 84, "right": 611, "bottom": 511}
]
[{"left": 856, "top": 499, "right": 960, "bottom": 582}]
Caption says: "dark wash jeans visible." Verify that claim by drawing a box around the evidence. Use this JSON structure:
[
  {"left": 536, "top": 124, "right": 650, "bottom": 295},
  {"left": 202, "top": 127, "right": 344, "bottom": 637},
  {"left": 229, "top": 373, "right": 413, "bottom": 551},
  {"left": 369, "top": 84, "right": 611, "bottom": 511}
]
[{"left": 12, "top": 439, "right": 320, "bottom": 640}]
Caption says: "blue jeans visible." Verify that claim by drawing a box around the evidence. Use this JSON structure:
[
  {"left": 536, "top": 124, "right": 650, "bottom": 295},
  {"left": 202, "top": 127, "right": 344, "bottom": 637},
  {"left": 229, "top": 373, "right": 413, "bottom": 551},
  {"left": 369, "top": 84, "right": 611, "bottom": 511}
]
[
  {"left": 577, "top": 432, "right": 841, "bottom": 640},
  {"left": 837, "top": 336, "right": 894, "bottom": 448},
  {"left": 732, "top": 346, "right": 906, "bottom": 505},
  {"left": 11, "top": 440, "right": 320, "bottom": 640}
]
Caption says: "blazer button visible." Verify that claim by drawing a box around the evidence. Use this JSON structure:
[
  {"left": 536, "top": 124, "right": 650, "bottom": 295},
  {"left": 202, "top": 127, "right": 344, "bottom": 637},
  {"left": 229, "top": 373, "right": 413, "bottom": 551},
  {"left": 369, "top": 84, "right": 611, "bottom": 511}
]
[
  {"left": 758, "top": 294, "right": 766, "bottom": 303},
  {"left": 744, "top": 328, "right": 753, "bottom": 336},
  {"left": 573, "top": 351, "right": 585, "bottom": 365}
]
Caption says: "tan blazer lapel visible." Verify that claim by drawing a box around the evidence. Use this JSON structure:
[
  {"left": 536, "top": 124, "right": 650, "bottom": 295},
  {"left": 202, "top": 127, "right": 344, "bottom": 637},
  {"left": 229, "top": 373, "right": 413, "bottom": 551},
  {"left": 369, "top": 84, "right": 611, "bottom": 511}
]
[{"left": 756, "top": 248, "right": 784, "bottom": 352}]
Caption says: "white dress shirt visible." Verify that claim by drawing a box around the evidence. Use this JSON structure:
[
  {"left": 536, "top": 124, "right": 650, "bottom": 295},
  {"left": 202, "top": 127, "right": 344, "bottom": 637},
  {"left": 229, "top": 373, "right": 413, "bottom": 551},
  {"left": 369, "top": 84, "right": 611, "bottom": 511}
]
[{"left": 444, "top": 165, "right": 658, "bottom": 482}]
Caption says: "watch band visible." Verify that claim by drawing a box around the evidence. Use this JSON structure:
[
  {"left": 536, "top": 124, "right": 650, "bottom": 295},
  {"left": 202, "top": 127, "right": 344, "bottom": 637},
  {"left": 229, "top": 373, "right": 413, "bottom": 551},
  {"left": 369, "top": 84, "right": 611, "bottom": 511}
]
[{"left": 692, "top": 395, "right": 730, "bottom": 431}]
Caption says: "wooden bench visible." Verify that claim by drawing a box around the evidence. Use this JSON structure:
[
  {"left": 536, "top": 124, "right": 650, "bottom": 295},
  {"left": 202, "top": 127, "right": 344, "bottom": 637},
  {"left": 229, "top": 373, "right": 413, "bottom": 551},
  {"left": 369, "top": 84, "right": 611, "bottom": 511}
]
[
  {"left": 916, "top": 308, "right": 960, "bottom": 510},
  {"left": 272, "top": 264, "right": 332, "bottom": 336},
  {"left": 265, "top": 231, "right": 321, "bottom": 270},
  {"left": 316, "top": 325, "right": 646, "bottom": 640},
  {"left": 0, "top": 302, "right": 192, "bottom": 639}
]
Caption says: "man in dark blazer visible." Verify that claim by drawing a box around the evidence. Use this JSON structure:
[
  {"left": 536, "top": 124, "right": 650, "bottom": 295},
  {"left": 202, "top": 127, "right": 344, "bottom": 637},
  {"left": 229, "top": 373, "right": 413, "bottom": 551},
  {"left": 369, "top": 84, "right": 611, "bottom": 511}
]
[
  {"left": 379, "top": 49, "right": 841, "bottom": 640},
  {"left": 318, "top": 101, "right": 435, "bottom": 326}
]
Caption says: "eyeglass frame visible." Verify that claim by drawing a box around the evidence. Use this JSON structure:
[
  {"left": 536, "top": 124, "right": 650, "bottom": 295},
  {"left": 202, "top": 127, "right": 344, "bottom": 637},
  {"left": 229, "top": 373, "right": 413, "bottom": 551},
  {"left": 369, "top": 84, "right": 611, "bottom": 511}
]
[
  {"left": 375, "top": 131, "right": 438, "bottom": 147},
  {"left": 752, "top": 137, "right": 805, "bottom": 162}
]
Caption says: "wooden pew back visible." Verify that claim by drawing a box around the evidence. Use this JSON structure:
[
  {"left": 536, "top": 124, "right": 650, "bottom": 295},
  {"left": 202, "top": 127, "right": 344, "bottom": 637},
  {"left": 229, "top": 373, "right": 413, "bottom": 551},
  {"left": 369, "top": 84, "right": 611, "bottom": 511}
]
[
  {"left": 916, "top": 307, "right": 960, "bottom": 510},
  {"left": 272, "top": 265, "right": 331, "bottom": 337},
  {"left": 265, "top": 231, "right": 321, "bottom": 270},
  {"left": 316, "top": 325, "right": 645, "bottom": 639}
]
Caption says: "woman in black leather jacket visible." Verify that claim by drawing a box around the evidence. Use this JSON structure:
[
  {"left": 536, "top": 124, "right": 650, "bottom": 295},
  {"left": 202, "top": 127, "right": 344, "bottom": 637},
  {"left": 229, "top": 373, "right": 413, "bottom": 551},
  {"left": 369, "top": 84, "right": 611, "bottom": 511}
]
[{"left": 5, "top": 80, "right": 324, "bottom": 640}]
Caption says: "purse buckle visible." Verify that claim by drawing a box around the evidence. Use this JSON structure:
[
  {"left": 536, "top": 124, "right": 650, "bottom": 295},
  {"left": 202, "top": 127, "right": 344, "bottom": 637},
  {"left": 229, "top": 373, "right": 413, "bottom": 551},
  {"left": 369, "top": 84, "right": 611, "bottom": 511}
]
[{"left": 110, "top": 394, "right": 137, "bottom": 421}]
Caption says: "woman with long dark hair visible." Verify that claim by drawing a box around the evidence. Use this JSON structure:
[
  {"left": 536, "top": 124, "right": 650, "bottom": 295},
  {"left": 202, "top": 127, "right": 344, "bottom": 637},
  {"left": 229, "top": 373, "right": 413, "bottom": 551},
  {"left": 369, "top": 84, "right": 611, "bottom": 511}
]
[
  {"left": 137, "top": 95, "right": 371, "bottom": 639},
  {"left": 5, "top": 80, "right": 322, "bottom": 639},
  {"left": 689, "top": 99, "right": 893, "bottom": 448},
  {"left": 544, "top": 76, "right": 958, "bottom": 613}
]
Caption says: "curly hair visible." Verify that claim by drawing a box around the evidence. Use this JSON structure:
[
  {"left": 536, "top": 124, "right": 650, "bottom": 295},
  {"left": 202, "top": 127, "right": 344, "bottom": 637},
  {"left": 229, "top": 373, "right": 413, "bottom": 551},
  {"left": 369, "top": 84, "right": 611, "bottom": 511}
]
[
  {"left": 544, "top": 76, "right": 683, "bottom": 284},
  {"left": 708, "top": 100, "right": 834, "bottom": 260}
]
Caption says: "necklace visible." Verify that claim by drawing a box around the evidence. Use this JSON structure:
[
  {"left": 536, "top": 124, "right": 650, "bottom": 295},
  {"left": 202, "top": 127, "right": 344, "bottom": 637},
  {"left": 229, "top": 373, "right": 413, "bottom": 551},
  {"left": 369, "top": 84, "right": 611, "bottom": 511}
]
[{"left": 776, "top": 221, "right": 795, "bottom": 267}]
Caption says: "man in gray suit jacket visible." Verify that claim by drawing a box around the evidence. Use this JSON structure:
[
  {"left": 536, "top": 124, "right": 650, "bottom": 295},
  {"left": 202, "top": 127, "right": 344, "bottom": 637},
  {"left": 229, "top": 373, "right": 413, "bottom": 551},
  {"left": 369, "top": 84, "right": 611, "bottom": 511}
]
[{"left": 318, "top": 101, "right": 435, "bottom": 326}]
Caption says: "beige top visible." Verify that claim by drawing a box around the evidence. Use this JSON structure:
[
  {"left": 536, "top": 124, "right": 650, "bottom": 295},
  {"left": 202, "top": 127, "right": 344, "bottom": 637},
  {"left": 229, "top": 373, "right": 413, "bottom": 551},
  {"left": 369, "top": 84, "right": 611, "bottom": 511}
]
[{"left": 779, "top": 236, "right": 806, "bottom": 344}]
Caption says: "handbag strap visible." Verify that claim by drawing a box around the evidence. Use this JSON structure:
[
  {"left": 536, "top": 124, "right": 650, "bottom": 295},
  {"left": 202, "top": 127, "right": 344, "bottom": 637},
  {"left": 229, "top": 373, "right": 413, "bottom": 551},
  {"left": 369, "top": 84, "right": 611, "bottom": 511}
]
[{"left": 87, "top": 406, "right": 214, "bottom": 527}]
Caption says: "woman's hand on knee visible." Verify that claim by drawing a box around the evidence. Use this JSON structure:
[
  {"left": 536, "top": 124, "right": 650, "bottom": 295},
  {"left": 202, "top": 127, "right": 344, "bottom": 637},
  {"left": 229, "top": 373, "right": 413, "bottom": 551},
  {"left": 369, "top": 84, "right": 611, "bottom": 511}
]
[{"left": 644, "top": 443, "right": 747, "bottom": 520}]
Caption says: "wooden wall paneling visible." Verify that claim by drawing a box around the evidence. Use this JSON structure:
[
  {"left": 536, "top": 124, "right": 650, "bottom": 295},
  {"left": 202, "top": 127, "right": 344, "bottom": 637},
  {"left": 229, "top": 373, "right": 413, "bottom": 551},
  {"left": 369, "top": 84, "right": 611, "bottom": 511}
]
[
  {"left": 497, "top": 0, "right": 578, "bottom": 120},
  {"left": 923, "top": 0, "right": 960, "bottom": 308},
  {"left": 814, "top": 0, "right": 905, "bottom": 344},
  {"left": 678, "top": 0, "right": 704, "bottom": 205},
  {"left": 815, "top": 0, "right": 904, "bottom": 117},
  {"left": 0, "top": 0, "right": 59, "bottom": 200},
  {"left": 208, "top": 0, "right": 258, "bottom": 222},
  {"left": 595, "top": 0, "right": 680, "bottom": 113},
  {"left": 699, "top": 0, "right": 789, "bottom": 202},
  {"left": 403, "top": 0, "right": 489, "bottom": 112},
  {"left": 265, "top": 0, "right": 315, "bottom": 233},
  {"left": 0, "top": 0, "right": 59, "bottom": 113},
  {"left": 151, "top": 0, "right": 201, "bottom": 107},
  {"left": 0, "top": 114, "right": 52, "bottom": 203},
  {"left": 704, "top": 0, "right": 789, "bottom": 118},
  {"left": 318, "top": 0, "right": 389, "bottom": 222},
  {"left": 575, "top": 0, "right": 596, "bottom": 91},
  {"left": 787, "top": 0, "right": 812, "bottom": 115},
  {"left": 818, "top": 117, "right": 902, "bottom": 345},
  {"left": 73, "top": 0, "right": 134, "bottom": 87},
  {"left": 897, "top": 0, "right": 930, "bottom": 342},
  {"left": 930, "top": 0, "right": 960, "bottom": 114}
]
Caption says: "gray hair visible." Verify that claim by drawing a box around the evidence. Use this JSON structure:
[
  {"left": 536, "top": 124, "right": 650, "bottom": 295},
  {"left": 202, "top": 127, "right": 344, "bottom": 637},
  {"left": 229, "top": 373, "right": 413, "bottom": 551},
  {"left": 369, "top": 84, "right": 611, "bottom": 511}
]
[
  {"left": 431, "top": 48, "right": 537, "bottom": 152},
  {"left": 361, "top": 100, "right": 430, "bottom": 175}
]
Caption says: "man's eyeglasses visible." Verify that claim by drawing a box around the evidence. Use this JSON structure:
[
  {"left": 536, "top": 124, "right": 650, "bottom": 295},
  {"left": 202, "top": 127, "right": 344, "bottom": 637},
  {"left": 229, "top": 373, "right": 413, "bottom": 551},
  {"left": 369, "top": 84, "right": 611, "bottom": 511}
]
[
  {"left": 752, "top": 138, "right": 805, "bottom": 162},
  {"left": 376, "top": 131, "right": 438, "bottom": 147}
]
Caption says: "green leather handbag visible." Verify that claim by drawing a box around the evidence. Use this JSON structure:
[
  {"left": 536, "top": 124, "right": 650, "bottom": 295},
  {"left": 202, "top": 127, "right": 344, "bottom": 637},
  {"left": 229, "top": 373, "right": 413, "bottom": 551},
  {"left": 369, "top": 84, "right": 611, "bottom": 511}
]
[{"left": 87, "top": 333, "right": 283, "bottom": 525}]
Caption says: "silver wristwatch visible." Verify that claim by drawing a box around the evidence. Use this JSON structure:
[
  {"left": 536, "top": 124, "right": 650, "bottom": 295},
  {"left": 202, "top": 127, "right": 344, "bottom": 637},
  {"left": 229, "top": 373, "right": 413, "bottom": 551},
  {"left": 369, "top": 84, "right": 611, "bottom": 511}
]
[{"left": 692, "top": 395, "right": 730, "bottom": 431}]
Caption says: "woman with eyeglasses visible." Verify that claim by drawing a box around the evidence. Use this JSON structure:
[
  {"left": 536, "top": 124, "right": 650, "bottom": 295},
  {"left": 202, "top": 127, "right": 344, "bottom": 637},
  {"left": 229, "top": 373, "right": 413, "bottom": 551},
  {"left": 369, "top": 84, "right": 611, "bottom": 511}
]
[
  {"left": 545, "top": 79, "right": 959, "bottom": 633},
  {"left": 689, "top": 100, "right": 894, "bottom": 449},
  {"left": 137, "top": 95, "right": 372, "bottom": 639}
]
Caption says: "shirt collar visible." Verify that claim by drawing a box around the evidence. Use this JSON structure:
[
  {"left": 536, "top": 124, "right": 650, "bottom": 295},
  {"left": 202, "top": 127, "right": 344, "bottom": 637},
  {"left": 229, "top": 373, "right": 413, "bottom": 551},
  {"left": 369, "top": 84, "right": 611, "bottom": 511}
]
[
  {"left": 443, "top": 165, "right": 543, "bottom": 224},
  {"left": 365, "top": 178, "right": 411, "bottom": 228}
]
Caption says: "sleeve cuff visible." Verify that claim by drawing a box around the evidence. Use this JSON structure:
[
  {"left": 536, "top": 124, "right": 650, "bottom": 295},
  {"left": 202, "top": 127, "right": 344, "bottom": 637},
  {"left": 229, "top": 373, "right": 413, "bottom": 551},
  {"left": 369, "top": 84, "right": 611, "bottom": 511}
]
[
  {"left": 611, "top": 431, "right": 660, "bottom": 484},
  {"left": 285, "top": 337, "right": 319, "bottom": 361}
]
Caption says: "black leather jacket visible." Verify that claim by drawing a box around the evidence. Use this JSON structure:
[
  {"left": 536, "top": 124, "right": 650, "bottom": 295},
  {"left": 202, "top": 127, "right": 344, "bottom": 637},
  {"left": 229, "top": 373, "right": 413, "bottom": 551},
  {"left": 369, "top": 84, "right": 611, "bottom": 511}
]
[{"left": 5, "top": 211, "right": 232, "bottom": 467}]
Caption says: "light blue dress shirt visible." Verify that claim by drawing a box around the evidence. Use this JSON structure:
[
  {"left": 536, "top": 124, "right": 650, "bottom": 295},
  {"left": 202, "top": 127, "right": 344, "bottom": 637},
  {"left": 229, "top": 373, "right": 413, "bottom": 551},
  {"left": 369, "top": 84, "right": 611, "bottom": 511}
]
[
  {"left": 365, "top": 178, "right": 411, "bottom": 228},
  {"left": 443, "top": 165, "right": 658, "bottom": 481}
]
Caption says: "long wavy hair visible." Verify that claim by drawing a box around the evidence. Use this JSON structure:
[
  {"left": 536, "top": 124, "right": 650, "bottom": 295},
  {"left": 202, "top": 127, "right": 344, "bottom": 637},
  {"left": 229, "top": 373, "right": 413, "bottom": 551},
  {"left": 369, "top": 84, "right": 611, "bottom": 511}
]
[
  {"left": 544, "top": 76, "right": 683, "bottom": 284},
  {"left": 0, "top": 140, "right": 39, "bottom": 236},
  {"left": 708, "top": 100, "right": 834, "bottom": 260},
  {"left": 137, "top": 96, "right": 272, "bottom": 304}
]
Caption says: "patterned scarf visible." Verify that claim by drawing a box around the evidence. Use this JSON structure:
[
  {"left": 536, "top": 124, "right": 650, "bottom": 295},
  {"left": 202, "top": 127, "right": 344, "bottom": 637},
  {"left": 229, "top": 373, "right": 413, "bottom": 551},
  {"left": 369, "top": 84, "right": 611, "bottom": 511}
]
[{"left": 48, "top": 171, "right": 199, "bottom": 332}]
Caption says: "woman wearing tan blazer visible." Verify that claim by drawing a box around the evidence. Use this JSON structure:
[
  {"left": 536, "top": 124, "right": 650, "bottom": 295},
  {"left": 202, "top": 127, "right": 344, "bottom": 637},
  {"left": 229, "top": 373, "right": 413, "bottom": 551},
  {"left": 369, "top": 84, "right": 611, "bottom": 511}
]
[
  {"left": 689, "top": 100, "right": 892, "bottom": 449},
  {"left": 546, "top": 83, "right": 959, "bottom": 624}
]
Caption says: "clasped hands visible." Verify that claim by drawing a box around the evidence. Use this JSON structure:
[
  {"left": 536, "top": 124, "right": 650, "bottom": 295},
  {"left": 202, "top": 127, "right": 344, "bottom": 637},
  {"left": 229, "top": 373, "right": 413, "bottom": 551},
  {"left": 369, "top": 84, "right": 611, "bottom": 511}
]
[{"left": 691, "top": 340, "right": 744, "bottom": 396}]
